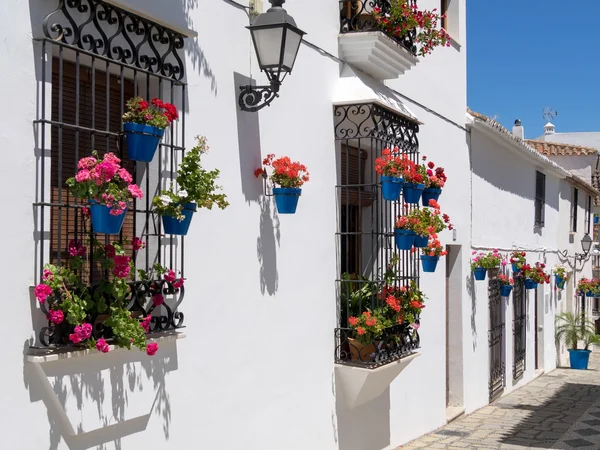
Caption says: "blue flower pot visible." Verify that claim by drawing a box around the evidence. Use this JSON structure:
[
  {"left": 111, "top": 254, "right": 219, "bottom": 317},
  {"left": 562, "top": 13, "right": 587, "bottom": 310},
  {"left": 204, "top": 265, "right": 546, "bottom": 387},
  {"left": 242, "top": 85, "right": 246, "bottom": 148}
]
[
  {"left": 395, "top": 229, "right": 416, "bottom": 250},
  {"left": 421, "top": 255, "right": 439, "bottom": 273},
  {"left": 568, "top": 349, "right": 591, "bottom": 370},
  {"left": 403, "top": 183, "right": 425, "bottom": 205},
  {"left": 555, "top": 275, "right": 565, "bottom": 289},
  {"left": 273, "top": 188, "right": 301, "bottom": 214},
  {"left": 524, "top": 278, "right": 538, "bottom": 290},
  {"left": 586, "top": 291, "right": 595, "bottom": 298},
  {"left": 473, "top": 267, "right": 487, "bottom": 281},
  {"left": 500, "top": 284, "right": 513, "bottom": 297},
  {"left": 89, "top": 200, "right": 127, "bottom": 235},
  {"left": 162, "top": 202, "right": 197, "bottom": 235},
  {"left": 422, "top": 187, "right": 442, "bottom": 206},
  {"left": 512, "top": 263, "right": 521, "bottom": 274},
  {"left": 381, "top": 176, "right": 403, "bottom": 201},
  {"left": 413, "top": 234, "right": 429, "bottom": 248},
  {"left": 124, "top": 122, "right": 165, "bottom": 162},
  {"left": 595, "top": 216, "right": 599, "bottom": 224}
]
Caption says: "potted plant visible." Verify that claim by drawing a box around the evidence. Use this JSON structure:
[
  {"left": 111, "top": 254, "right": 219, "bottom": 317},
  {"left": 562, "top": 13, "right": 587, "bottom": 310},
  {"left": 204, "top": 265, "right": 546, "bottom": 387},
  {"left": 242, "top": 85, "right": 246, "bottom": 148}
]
[
  {"left": 421, "top": 156, "right": 446, "bottom": 206},
  {"left": 420, "top": 236, "right": 447, "bottom": 273},
  {"left": 498, "top": 274, "right": 514, "bottom": 297},
  {"left": 374, "top": 147, "right": 411, "bottom": 201},
  {"left": 67, "top": 152, "right": 144, "bottom": 235},
  {"left": 553, "top": 266, "right": 569, "bottom": 290},
  {"left": 33, "top": 236, "right": 171, "bottom": 356},
  {"left": 398, "top": 200, "right": 453, "bottom": 248},
  {"left": 577, "top": 278, "right": 596, "bottom": 297},
  {"left": 255, "top": 154, "right": 310, "bottom": 214},
  {"left": 471, "top": 250, "right": 502, "bottom": 281},
  {"left": 372, "top": 1, "right": 451, "bottom": 57},
  {"left": 510, "top": 251, "right": 527, "bottom": 274},
  {"left": 485, "top": 249, "right": 503, "bottom": 279},
  {"left": 394, "top": 215, "right": 418, "bottom": 250},
  {"left": 402, "top": 161, "right": 427, "bottom": 204},
  {"left": 153, "top": 136, "right": 229, "bottom": 235},
  {"left": 556, "top": 312, "right": 600, "bottom": 370},
  {"left": 122, "top": 97, "right": 178, "bottom": 162},
  {"left": 522, "top": 262, "right": 549, "bottom": 290}
]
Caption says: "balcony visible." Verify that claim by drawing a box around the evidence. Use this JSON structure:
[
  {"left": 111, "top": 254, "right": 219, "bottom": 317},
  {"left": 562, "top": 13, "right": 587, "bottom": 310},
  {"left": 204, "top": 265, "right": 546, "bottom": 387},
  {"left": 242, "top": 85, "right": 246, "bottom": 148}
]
[{"left": 339, "top": 0, "right": 419, "bottom": 80}]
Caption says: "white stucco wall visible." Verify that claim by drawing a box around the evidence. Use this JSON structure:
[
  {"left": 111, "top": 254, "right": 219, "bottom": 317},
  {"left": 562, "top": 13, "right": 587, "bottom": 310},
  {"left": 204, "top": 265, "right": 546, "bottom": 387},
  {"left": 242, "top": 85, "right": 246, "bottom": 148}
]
[
  {"left": 546, "top": 155, "right": 597, "bottom": 183},
  {"left": 467, "top": 124, "right": 593, "bottom": 414},
  {"left": 1, "top": 1, "right": 472, "bottom": 450},
  {"left": 539, "top": 131, "right": 600, "bottom": 150}
]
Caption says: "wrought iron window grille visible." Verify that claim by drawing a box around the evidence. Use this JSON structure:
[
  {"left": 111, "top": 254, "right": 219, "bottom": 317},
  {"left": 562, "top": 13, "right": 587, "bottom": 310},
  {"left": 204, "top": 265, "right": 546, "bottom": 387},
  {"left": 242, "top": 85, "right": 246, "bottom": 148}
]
[
  {"left": 31, "top": 0, "right": 189, "bottom": 353},
  {"left": 333, "top": 102, "right": 421, "bottom": 369},
  {"left": 513, "top": 276, "right": 527, "bottom": 380},
  {"left": 339, "top": 0, "right": 418, "bottom": 56},
  {"left": 488, "top": 278, "right": 505, "bottom": 401}
]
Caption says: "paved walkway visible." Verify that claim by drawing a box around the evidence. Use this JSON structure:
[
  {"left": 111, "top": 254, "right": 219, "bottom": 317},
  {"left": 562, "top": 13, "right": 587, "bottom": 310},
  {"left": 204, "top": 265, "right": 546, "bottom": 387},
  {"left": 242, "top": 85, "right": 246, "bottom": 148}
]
[{"left": 400, "top": 352, "right": 600, "bottom": 449}]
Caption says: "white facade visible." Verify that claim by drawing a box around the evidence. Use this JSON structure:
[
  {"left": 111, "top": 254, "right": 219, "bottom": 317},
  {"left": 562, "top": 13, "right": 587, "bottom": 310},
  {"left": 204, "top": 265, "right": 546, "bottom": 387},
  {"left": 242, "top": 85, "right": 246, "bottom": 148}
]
[
  {"left": 467, "top": 113, "right": 596, "bottom": 403},
  {"left": 2, "top": 1, "right": 475, "bottom": 450}
]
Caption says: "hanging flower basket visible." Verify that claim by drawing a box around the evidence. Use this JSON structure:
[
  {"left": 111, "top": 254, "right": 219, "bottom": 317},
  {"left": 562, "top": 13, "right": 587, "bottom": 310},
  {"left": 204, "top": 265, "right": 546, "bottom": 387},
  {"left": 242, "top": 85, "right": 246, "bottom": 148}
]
[
  {"left": 122, "top": 97, "right": 178, "bottom": 162},
  {"left": 381, "top": 176, "right": 404, "bottom": 201},
  {"left": 512, "top": 263, "right": 521, "bottom": 274},
  {"left": 124, "top": 123, "right": 165, "bottom": 162},
  {"left": 586, "top": 291, "right": 595, "bottom": 298},
  {"left": 394, "top": 229, "right": 416, "bottom": 250},
  {"left": 162, "top": 202, "right": 197, "bottom": 235},
  {"left": 89, "top": 200, "right": 128, "bottom": 235},
  {"left": 555, "top": 275, "right": 565, "bottom": 290},
  {"left": 403, "top": 182, "right": 425, "bottom": 204},
  {"left": 524, "top": 278, "right": 538, "bottom": 290},
  {"left": 421, "top": 187, "right": 441, "bottom": 206},
  {"left": 413, "top": 234, "right": 429, "bottom": 248},
  {"left": 421, "top": 255, "right": 439, "bottom": 273},
  {"left": 273, "top": 188, "right": 302, "bottom": 214},
  {"left": 473, "top": 267, "right": 487, "bottom": 281},
  {"left": 500, "top": 284, "right": 513, "bottom": 297}
]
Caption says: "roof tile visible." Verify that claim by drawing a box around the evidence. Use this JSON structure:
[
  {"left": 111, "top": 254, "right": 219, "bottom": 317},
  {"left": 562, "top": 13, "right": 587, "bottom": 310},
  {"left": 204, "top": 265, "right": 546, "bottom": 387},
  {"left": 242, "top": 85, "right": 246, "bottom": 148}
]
[{"left": 525, "top": 140, "right": 598, "bottom": 156}]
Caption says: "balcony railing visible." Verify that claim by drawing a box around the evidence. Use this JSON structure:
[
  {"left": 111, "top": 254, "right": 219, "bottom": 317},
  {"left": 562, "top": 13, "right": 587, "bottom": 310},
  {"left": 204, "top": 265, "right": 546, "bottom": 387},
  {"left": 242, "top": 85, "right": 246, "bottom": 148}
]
[{"left": 339, "top": 0, "right": 417, "bottom": 56}]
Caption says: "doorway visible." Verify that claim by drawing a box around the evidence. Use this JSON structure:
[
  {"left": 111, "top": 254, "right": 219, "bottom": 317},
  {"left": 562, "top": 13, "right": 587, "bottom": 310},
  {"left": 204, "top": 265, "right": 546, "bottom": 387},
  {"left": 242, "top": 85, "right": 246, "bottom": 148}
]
[{"left": 445, "top": 245, "right": 464, "bottom": 417}]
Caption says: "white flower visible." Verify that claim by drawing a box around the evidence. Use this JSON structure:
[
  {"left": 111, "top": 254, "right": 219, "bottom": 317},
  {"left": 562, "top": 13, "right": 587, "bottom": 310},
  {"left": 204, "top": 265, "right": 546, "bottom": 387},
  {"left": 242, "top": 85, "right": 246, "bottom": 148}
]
[
  {"left": 159, "top": 195, "right": 172, "bottom": 205},
  {"left": 178, "top": 190, "right": 188, "bottom": 198}
]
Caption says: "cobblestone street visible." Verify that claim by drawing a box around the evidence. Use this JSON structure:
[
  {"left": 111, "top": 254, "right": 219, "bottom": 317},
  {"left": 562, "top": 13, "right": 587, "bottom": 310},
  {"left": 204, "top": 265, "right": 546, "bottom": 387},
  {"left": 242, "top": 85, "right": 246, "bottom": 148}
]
[{"left": 400, "top": 353, "right": 600, "bottom": 449}]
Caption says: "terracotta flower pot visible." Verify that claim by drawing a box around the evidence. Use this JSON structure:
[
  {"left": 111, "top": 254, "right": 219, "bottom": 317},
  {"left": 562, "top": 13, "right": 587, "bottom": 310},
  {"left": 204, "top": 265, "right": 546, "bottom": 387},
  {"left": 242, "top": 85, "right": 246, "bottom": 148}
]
[{"left": 348, "top": 338, "right": 377, "bottom": 362}]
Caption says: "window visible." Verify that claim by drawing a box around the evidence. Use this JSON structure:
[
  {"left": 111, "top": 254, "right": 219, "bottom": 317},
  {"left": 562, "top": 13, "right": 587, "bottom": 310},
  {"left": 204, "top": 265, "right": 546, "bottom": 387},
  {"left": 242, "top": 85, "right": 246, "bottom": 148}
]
[
  {"left": 534, "top": 171, "right": 545, "bottom": 227},
  {"left": 571, "top": 187, "right": 579, "bottom": 232},
  {"left": 441, "top": 0, "right": 449, "bottom": 30},
  {"left": 587, "top": 195, "right": 592, "bottom": 234},
  {"left": 34, "top": 0, "right": 188, "bottom": 347}
]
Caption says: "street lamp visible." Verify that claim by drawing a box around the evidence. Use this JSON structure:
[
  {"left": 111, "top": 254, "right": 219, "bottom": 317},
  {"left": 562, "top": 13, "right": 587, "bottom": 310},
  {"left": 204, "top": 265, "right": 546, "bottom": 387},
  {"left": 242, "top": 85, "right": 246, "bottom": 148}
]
[
  {"left": 239, "top": 0, "right": 306, "bottom": 112},
  {"left": 581, "top": 233, "right": 593, "bottom": 256}
]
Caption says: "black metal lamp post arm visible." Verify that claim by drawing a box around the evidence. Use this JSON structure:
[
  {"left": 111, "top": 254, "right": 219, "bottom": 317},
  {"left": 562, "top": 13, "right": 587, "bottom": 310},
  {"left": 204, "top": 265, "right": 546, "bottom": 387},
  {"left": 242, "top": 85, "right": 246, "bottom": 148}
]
[{"left": 239, "top": 81, "right": 280, "bottom": 112}]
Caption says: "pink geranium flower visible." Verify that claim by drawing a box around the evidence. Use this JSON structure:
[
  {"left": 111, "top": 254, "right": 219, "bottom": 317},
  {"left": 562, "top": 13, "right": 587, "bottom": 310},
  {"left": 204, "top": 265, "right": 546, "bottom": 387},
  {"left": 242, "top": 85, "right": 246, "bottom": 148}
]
[
  {"left": 96, "top": 338, "right": 110, "bottom": 353},
  {"left": 47, "top": 310, "right": 64, "bottom": 325},
  {"left": 164, "top": 270, "right": 177, "bottom": 283},
  {"left": 146, "top": 343, "right": 159, "bottom": 356},
  {"left": 34, "top": 284, "right": 53, "bottom": 304},
  {"left": 128, "top": 184, "right": 144, "bottom": 199}
]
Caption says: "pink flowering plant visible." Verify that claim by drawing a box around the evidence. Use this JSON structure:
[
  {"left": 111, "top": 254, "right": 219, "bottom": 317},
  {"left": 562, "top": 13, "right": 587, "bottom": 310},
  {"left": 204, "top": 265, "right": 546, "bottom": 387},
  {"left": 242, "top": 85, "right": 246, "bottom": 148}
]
[
  {"left": 497, "top": 274, "right": 514, "bottom": 286},
  {"left": 122, "top": 97, "right": 178, "bottom": 129},
  {"left": 372, "top": 0, "right": 451, "bottom": 57},
  {"left": 471, "top": 250, "right": 503, "bottom": 270},
  {"left": 34, "top": 236, "right": 168, "bottom": 356},
  {"left": 153, "top": 136, "right": 229, "bottom": 221},
  {"left": 67, "top": 151, "right": 143, "bottom": 216}
]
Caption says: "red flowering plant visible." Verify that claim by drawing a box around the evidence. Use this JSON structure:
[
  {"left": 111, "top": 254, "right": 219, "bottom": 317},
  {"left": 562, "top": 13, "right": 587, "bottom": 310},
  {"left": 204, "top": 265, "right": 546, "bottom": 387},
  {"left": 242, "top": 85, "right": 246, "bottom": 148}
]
[
  {"left": 577, "top": 278, "right": 596, "bottom": 295},
  {"left": 372, "top": 0, "right": 451, "bottom": 57},
  {"left": 403, "top": 161, "right": 427, "bottom": 185},
  {"left": 395, "top": 200, "right": 453, "bottom": 235},
  {"left": 122, "top": 97, "right": 178, "bottom": 129},
  {"left": 497, "top": 274, "right": 514, "bottom": 286},
  {"left": 34, "top": 235, "right": 166, "bottom": 356},
  {"left": 421, "top": 236, "right": 447, "bottom": 257},
  {"left": 67, "top": 151, "right": 143, "bottom": 216},
  {"left": 421, "top": 156, "right": 447, "bottom": 188},
  {"left": 255, "top": 154, "right": 310, "bottom": 188},
  {"left": 522, "top": 262, "right": 550, "bottom": 284},
  {"left": 510, "top": 251, "right": 527, "bottom": 269},
  {"left": 374, "top": 148, "right": 413, "bottom": 178}
]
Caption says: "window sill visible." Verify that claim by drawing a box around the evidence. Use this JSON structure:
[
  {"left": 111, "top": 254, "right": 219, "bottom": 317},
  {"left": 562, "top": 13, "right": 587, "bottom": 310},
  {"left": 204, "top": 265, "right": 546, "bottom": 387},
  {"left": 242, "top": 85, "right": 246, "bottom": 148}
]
[{"left": 26, "top": 330, "right": 186, "bottom": 364}]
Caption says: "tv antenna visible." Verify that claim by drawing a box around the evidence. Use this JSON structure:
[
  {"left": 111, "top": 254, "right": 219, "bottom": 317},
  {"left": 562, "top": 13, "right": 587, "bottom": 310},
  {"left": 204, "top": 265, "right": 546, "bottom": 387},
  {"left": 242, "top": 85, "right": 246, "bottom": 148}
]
[{"left": 543, "top": 106, "right": 558, "bottom": 122}]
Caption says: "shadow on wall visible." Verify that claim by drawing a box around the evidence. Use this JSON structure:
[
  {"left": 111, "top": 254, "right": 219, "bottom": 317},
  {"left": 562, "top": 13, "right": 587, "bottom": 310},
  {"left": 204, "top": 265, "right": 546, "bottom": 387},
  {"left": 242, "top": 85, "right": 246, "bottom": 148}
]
[
  {"left": 234, "top": 72, "right": 280, "bottom": 295},
  {"left": 466, "top": 273, "right": 477, "bottom": 351},
  {"left": 23, "top": 339, "right": 179, "bottom": 450},
  {"left": 335, "top": 384, "right": 392, "bottom": 450}
]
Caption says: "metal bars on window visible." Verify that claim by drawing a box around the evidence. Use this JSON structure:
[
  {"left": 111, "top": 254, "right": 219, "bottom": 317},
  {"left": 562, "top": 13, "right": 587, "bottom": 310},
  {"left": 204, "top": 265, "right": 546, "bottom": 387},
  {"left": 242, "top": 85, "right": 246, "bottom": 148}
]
[
  {"left": 333, "top": 103, "right": 420, "bottom": 369},
  {"left": 572, "top": 187, "right": 579, "bottom": 232},
  {"left": 534, "top": 171, "right": 545, "bottom": 228},
  {"left": 488, "top": 278, "right": 505, "bottom": 401},
  {"left": 32, "top": 0, "right": 187, "bottom": 348},
  {"left": 587, "top": 195, "right": 592, "bottom": 235},
  {"left": 513, "top": 277, "right": 526, "bottom": 380}
]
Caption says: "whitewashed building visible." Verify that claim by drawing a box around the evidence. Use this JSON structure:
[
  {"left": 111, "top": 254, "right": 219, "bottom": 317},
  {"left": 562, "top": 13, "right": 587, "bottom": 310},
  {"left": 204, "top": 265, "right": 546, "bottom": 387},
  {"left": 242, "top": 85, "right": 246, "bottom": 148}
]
[
  {"left": 3, "top": 0, "right": 476, "bottom": 449},
  {"left": 467, "top": 111, "right": 598, "bottom": 398}
]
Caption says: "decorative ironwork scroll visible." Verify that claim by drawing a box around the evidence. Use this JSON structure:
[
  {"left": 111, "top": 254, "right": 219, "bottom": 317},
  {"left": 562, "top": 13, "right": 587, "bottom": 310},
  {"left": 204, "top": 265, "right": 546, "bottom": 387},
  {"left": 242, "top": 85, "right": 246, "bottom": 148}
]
[{"left": 42, "top": 0, "right": 186, "bottom": 80}]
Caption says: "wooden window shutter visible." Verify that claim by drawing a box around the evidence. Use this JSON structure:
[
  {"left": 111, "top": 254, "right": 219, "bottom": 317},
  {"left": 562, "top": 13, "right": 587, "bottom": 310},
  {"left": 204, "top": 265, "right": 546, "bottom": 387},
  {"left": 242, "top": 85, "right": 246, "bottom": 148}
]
[{"left": 340, "top": 145, "right": 372, "bottom": 207}]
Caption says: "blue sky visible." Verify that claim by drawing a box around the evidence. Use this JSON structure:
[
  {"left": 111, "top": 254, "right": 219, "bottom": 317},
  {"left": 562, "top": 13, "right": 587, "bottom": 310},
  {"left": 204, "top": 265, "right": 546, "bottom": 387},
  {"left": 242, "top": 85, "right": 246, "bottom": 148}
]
[{"left": 467, "top": 1, "right": 600, "bottom": 139}]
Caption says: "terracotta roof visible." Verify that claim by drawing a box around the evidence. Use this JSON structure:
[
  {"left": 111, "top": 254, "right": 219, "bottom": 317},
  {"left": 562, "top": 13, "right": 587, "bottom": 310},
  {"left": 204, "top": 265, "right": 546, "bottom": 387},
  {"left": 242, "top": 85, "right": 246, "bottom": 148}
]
[{"left": 525, "top": 140, "right": 598, "bottom": 156}]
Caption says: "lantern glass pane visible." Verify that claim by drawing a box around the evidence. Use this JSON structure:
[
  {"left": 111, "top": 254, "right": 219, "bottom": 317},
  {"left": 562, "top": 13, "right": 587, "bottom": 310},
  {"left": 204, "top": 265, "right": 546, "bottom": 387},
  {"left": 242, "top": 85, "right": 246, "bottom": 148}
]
[{"left": 252, "top": 27, "right": 284, "bottom": 69}]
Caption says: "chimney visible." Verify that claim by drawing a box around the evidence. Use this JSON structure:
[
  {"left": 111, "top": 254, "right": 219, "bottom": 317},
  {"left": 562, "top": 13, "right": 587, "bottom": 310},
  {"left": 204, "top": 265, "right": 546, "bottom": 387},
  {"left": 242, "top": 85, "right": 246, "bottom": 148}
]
[
  {"left": 512, "top": 119, "right": 524, "bottom": 139},
  {"left": 544, "top": 122, "right": 556, "bottom": 135}
]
